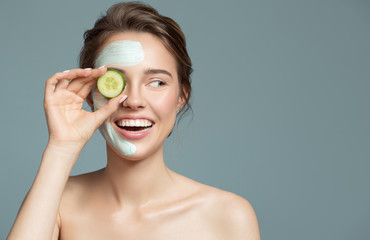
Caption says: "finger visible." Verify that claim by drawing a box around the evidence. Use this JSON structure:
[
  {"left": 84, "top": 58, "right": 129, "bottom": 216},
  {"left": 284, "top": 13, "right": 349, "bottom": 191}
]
[
  {"left": 54, "top": 79, "right": 70, "bottom": 92},
  {"left": 76, "top": 78, "right": 97, "bottom": 99},
  {"left": 63, "top": 68, "right": 93, "bottom": 81},
  {"left": 44, "top": 71, "right": 70, "bottom": 97},
  {"left": 45, "top": 69, "right": 89, "bottom": 96},
  {"left": 94, "top": 93, "right": 127, "bottom": 126},
  {"left": 67, "top": 67, "right": 106, "bottom": 94}
]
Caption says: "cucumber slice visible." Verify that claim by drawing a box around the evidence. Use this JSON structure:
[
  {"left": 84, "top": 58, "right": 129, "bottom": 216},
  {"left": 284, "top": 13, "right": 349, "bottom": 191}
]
[{"left": 97, "top": 70, "right": 125, "bottom": 98}]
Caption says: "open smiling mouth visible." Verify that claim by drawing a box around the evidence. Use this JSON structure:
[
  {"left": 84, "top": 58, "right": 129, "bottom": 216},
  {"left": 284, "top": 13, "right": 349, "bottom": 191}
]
[{"left": 115, "top": 119, "right": 153, "bottom": 132}]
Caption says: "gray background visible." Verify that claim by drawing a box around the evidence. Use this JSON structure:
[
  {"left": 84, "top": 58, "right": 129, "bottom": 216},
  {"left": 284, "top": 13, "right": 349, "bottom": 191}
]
[{"left": 1, "top": 0, "right": 369, "bottom": 239}]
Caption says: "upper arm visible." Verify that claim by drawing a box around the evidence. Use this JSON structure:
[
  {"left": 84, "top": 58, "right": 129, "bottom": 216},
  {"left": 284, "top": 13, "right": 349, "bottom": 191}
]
[
  {"left": 214, "top": 191, "right": 260, "bottom": 240},
  {"left": 227, "top": 196, "right": 260, "bottom": 240}
]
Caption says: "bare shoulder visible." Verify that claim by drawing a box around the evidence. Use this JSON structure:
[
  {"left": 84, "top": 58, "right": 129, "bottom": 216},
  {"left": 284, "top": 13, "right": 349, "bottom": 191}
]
[
  {"left": 195, "top": 183, "right": 261, "bottom": 240},
  {"left": 59, "top": 169, "right": 103, "bottom": 210}
]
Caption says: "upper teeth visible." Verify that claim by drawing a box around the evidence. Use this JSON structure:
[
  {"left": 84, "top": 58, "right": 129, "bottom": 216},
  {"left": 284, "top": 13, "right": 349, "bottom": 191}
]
[{"left": 117, "top": 119, "right": 153, "bottom": 127}]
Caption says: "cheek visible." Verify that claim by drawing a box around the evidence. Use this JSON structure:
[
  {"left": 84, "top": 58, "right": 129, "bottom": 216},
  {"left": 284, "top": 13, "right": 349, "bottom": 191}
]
[{"left": 150, "top": 90, "right": 178, "bottom": 117}]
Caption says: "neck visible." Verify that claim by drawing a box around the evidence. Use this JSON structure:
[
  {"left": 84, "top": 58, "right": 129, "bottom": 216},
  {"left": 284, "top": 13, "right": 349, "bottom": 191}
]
[{"left": 101, "top": 143, "right": 175, "bottom": 208}]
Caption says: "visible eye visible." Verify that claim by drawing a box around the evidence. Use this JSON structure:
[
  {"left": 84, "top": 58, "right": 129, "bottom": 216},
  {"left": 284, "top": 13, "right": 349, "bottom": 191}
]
[{"left": 148, "top": 80, "right": 166, "bottom": 87}]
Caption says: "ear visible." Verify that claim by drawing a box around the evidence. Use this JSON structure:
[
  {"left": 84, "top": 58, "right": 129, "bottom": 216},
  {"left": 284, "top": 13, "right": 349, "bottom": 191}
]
[
  {"left": 177, "top": 89, "right": 189, "bottom": 113},
  {"left": 177, "top": 98, "right": 184, "bottom": 112},
  {"left": 86, "top": 92, "right": 94, "bottom": 111}
]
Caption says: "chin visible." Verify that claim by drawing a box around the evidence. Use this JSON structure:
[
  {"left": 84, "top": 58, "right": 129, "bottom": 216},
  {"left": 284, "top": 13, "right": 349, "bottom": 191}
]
[{"left": 106, "top": 141, "right": 163, "bottom": 162}]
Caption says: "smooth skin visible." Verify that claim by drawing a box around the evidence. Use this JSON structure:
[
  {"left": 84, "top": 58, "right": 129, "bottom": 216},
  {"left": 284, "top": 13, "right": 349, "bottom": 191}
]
[{"left": 7, "top": 32, "right": 260, "bottom": 240}]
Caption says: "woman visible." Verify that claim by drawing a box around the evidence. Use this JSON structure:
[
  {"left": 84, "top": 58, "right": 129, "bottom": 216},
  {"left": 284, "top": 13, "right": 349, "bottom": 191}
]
[{"left": 8, "top": 2, "right": 260, "bottom": 239}]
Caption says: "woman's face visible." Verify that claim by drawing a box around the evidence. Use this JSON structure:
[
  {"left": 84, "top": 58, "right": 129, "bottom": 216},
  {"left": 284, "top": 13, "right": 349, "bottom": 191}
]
[{"left": 91, "top": 32, "right": 182, "bottom": 160}]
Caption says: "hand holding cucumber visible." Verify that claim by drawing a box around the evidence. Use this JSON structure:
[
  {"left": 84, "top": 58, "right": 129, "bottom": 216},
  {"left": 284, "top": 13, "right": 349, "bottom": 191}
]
[{"left": 44, "top": 67, "right": 126, "bottom": 150}]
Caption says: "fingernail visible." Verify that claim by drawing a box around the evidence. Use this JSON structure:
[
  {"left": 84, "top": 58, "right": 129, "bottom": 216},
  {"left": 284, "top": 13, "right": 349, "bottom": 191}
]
[
  {"left": 119, "top": 95, "right": 128, "bottom": 103},
  {"left": 63, "top": 70, "right": 70, "bottom": 73},
  {"left": 98, "top": 65, "right": 106, "bottom": 69},
  {"left": 84, "top": 68, "right": 92, "bottom": 71}
]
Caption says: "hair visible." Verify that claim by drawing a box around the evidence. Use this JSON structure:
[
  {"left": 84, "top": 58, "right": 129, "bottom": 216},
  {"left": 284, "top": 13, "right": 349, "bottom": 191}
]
[{"left": 79, "top": 1, "right": 193, "bottom": 120}]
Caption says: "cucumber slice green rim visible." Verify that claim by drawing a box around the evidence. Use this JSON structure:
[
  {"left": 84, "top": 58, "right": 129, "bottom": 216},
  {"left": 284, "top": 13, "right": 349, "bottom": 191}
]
[{"left": 97, "top": 69, "right": 125, "bottom": 98}]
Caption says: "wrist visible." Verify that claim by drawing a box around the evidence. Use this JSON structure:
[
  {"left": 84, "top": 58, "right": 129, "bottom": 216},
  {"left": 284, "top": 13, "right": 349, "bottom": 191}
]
[
  {"left": 42, "top": 142, "right": 83, "bottom": 172},
  {"left": 46, "top": 140, "right": 84, "bottom": 156}
]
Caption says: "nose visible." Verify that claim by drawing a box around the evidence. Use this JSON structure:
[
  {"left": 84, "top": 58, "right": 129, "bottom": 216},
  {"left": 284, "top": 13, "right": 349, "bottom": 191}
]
[{"left": 121, "top": 84, "right": 146, "bottom": 110}]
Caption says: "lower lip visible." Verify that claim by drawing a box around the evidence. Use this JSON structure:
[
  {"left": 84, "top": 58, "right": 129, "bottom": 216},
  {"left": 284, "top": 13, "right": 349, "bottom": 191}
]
[{"left": 114, "top": 124, "right": 153, "bottom": 140}]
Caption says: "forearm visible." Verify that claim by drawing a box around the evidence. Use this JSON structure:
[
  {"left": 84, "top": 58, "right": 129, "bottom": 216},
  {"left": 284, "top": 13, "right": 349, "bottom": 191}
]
[
  {"left": 7, "top": 144, "right": 82, "bottom": 240},
  {"left": 8, "top": 67, "right": 119, "bottom": 239}
]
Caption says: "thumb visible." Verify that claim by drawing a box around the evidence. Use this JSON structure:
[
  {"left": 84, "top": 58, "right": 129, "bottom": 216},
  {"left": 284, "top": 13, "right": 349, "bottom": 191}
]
[{"left": 94, "top": 94, "right": 127, "bottom": 126}]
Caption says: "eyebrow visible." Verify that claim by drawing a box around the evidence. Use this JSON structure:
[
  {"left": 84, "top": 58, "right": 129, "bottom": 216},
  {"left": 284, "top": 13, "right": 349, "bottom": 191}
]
[
  {"left": 107, "top": 67, "right": 173, "bottom": 79},
  {"left": 145, "top": 69, "right": 173, "bottom": 78}
]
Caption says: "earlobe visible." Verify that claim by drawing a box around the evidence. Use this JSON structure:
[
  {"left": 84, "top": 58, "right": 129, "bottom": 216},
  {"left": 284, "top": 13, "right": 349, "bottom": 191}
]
[
  {"left": 177, "top": 97, "right": 185, "bottom": 113},
  {"left": 177, "top": 87, "right": 189, "bottom": 113}
]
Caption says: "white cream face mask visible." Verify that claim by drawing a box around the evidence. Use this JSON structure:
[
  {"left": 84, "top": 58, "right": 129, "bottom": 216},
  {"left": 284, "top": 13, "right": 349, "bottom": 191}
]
[
  {"left": 92, "top": 40, "right": 145, "bottom": 156},
  {"left": 92, "top": 87, "right": 136, "bottom": 156},
  {"left": 95, "top": 40, "right": 144, "bottom": 67}
]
